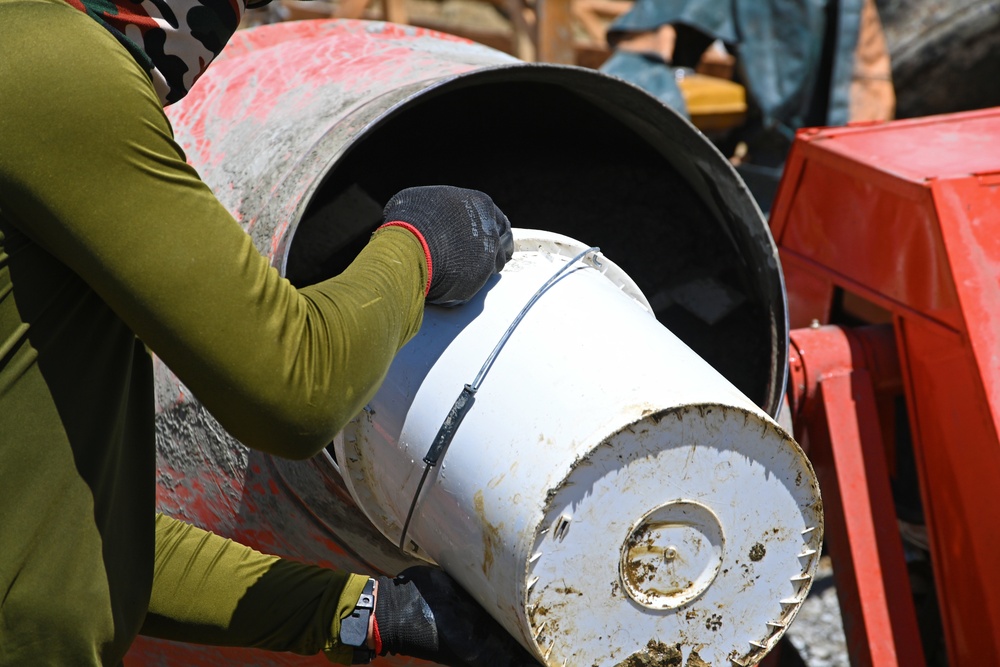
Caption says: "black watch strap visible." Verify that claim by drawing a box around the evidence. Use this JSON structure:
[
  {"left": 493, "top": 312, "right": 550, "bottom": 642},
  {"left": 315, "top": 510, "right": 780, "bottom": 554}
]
[{"left": 340, "top": 578, "right": 376, "bottom": 664}]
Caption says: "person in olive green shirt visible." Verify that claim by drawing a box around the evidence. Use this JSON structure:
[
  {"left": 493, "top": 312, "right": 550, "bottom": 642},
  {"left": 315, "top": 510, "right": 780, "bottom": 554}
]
[{"left": 0, "top": 0, "right": 535, "bottom": 665}]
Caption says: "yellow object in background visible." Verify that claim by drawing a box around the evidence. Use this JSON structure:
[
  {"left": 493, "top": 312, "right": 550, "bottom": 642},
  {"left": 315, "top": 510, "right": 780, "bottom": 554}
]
[{"left": 676, "top": 70, "right": 747, "bottom": 132}]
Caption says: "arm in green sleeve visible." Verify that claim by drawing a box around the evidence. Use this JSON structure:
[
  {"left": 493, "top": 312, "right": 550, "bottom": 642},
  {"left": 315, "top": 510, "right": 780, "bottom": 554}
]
[
  {"left": 0, "top": 4, "right": 425, "bottom": 459},
  {"left": 142, "top": 514, "right": 366, "bottom": 662}
]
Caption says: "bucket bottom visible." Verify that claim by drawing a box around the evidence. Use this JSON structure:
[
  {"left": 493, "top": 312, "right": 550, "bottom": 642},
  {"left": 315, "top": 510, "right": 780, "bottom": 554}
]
[{"left": 523, "top": 404, "right": 822, "bottom": 667}]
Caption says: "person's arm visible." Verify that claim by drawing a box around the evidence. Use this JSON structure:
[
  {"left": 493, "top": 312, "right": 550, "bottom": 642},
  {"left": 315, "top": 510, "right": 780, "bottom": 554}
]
[
  {"left": 142, "top": 514, "right": 368, "bottom": 662},
  {"left": 1, "top": 14, "right": 424, "bottom": 458},
  {"left": 144, "top": 515, "right": 540, "bottom": 666},
  {"left": 3, "top": 14, "right": 523, "bottom": 663}
]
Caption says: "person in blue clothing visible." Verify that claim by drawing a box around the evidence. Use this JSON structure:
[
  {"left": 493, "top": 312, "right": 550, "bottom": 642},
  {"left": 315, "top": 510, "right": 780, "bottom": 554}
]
[{"left": 601, "top": 0, "right": 894, "bottom": 211}]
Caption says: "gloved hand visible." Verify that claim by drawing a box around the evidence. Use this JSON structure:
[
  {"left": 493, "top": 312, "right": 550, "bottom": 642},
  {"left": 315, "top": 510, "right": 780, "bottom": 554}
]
[
  {"left": 380, "top": 186, "right": 514, "bottom": 306},
  {"left": 373, "top": 566, "right": 540, "bottom": 667}
]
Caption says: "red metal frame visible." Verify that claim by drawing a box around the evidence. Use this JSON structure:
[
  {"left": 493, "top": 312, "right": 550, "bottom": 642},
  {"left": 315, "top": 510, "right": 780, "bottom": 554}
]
[
  {"left": 770, "top": 108, "right": 1000, "bottom": 666},
  {"left": 787, "top": 325, "right": 924, "bottom": 667}
]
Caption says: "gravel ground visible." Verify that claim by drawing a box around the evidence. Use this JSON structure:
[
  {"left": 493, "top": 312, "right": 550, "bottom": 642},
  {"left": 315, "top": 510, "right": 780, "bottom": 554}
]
[{"left": 786, "top": 557, "right": 850, "bottom": 667}]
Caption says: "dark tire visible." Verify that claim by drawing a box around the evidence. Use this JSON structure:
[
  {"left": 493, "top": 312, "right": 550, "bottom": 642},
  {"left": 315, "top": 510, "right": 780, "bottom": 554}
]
[{"left": 877, "top": 0, "right": 1000, "bottom": 118}]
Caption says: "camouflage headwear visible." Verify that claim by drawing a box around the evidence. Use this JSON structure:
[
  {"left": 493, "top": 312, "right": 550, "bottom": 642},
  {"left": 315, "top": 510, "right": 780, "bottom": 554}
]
[{"left": 65, "top": 0, "right": 249, "bottom": 106}]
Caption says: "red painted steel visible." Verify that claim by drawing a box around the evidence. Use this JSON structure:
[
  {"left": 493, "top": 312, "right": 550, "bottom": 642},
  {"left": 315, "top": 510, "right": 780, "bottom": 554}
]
[
  {"left": 771, "top": 109, "right": 1000, "bottom": 666},
  {"left": 787, "top": 326, "right": 924, "bottom": 667}
]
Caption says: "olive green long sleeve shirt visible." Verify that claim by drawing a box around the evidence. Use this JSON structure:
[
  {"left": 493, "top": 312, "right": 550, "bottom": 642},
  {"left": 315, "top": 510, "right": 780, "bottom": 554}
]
[{"left": 0, "top": 0, "right": 426, "bottom": 663}]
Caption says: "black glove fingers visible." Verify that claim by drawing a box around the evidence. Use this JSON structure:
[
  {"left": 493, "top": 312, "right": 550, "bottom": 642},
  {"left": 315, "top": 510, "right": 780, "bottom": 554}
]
[
  {"left": 374, "top": 574, "right": 437, "bottom": 656},
  {"left": 381, "top": 185, "right": 513, "bottom": 306},
  {"left": 377, "top": 566, "right": 542, "bottom": 666},
  {"left": 493, "top": 204, "right": 514, "bottom": 272}
]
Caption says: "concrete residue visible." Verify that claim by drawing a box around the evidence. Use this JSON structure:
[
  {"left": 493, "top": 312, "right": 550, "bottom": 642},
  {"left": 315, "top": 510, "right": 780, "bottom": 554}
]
[
  {"left": 615, "top": 640, "right": 683, "bottom": 667},
  {"left": 686, "top": 650, "right": 712, "bottom": 667},
  {"left": 705, "top": 613, "right": 723, "bottom": 632},
  {"left": 615, "top": 641, "right": 714, "bottom": 667},
  {"left": 473, "top": 489, "right": 503, "bottom": 578}
]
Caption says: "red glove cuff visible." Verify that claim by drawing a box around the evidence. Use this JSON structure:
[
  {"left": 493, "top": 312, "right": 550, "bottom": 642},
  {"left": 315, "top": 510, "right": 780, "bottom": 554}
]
[
  {"left": 372, "top": 613, "right": 383, "bottom": 655},
  {"left": 379, "top": 221, "right": 433, "bottom": 297}
]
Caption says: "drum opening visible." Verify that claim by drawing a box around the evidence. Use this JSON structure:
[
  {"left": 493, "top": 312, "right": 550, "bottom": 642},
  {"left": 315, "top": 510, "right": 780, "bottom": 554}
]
[{"left": 286, "top": 74, "right": 781, "bottom": 411}]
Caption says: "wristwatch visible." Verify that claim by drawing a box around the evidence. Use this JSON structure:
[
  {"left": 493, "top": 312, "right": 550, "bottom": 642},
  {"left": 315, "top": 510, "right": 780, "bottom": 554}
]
[{"left": 340, "top": 578, "right": 377, "bottom": 664}]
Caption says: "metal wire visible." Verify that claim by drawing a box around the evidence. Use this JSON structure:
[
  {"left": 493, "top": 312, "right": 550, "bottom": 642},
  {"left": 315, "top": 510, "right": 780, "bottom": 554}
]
[{"left": 397, "top": 246, "right": 601, "bottom": 551}]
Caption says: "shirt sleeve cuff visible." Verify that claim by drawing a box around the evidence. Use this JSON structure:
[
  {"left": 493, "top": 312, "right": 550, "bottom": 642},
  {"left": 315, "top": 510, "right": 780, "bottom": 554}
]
[{"left": 323, "top": 573, "right": 372, "bottom": 664}]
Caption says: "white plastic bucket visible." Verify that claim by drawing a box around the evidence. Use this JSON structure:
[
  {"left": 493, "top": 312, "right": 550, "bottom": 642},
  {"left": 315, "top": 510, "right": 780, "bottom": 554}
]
[{"left": 333, "top": 230, "right": 821, "bottom": 667}]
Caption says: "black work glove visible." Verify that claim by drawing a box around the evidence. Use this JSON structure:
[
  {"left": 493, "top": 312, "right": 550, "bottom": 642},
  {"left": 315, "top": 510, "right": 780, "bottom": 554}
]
[
  {"left": 380, "top": 186, "right": 514, "bottom": 306},
  {"left": 373, "top": 566, "right": 540, "bottom": 667}
]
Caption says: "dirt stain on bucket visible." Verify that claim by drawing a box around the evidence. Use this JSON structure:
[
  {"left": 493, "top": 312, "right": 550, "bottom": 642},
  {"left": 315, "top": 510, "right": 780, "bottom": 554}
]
[
  {"left": 686, "top": 650, "right": 712, "bottom": 667},
  {"left": 614, "top": 641, "right": 715, "bottom": 666},
  {"left": 615, "top": 640, "right": 684, "bottom": 667},
  {"left": 473, "top": 490, "right": 503, "bottom": 578}
]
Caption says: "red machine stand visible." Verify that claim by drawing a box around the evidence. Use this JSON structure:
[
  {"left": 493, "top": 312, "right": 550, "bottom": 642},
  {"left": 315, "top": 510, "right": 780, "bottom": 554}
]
[
  {"left": 769, "top": 108, "right": 1000, "bottom": 666},
  {"left": 785, "top": 324, "right": 925, "bottom": 667}
]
